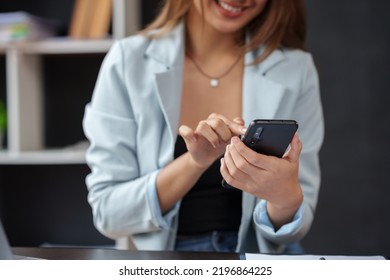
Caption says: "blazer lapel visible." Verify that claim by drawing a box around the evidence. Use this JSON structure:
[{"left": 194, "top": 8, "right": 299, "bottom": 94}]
[
  {"left": 154, "top": 68, "right": 183, "bottom": 141},
  {"left": 145, "top": 23, "right": 186, "bottom": 142},
  {"left": 242, "top": 48, "right": 286, "bottom": 123}
]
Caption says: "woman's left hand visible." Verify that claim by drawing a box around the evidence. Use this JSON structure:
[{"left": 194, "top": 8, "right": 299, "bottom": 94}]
[{"left": 220, "top": 133, "right": 303, "bottom": 229}]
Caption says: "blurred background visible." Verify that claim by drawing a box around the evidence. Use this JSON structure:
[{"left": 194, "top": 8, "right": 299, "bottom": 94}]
[{"left": 0, "top": 0, "right": 389, "bottom": 256}]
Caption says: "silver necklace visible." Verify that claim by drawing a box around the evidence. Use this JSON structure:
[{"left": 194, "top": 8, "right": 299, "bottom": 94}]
[{"left": 187, "top": 54, "right": 242, "bottom": 88}]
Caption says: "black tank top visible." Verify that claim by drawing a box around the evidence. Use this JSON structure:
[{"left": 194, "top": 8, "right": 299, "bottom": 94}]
[{"left": 175, "top": 136, "right": 242, "bottom": 235}]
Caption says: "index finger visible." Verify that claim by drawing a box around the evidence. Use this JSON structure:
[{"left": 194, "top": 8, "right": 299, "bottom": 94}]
[{"left": 207, "top": 113, "right": 246, "bottom": 136}]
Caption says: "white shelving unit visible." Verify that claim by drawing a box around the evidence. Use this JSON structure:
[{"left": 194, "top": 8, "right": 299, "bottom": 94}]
[
  {"left": 0, "top": 39, "right": 114, "bottom": 165},
  {"left": 0, "top": 0, "right": 140, "bottom": 165}
]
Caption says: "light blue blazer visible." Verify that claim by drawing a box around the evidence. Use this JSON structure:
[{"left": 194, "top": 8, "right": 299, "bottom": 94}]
[{"left": 83, "top": 22, "right": 324, "bottom": 253}]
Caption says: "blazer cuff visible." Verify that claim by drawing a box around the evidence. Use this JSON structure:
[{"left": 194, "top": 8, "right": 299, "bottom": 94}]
[
  {"left": 147, "top": 170, "right": 180, "bottom": 230},
  {"left": 254, "top": 200, "right": 304, "bottom": 240}
]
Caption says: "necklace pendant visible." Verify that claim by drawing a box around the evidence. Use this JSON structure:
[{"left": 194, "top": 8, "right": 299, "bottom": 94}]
[{"left": 210, "top": 79, "right": 219, "bottom": 87}]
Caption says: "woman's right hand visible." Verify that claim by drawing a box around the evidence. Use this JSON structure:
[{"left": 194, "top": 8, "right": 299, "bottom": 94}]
[
  {"left": 179, "top": 113, "right": 246, "bottom": 169},
  {"left": 156, "top": 114, "right": 245, "bottom": 212}
]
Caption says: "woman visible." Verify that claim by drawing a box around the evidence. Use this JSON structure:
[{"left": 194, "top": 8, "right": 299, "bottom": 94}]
[{"left": 83, "top": 0, "right": 324, "bottom": 253}]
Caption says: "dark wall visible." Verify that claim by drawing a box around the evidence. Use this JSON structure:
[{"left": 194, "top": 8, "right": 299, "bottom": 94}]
[
  {"left": 1, "top": 1, "right": 389, "bottom": 256},
  {"left": 302, "top": 1, "right": 390, "bottom": 256}
]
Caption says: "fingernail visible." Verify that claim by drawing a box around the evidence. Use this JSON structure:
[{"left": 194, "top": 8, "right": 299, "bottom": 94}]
[
  {"left": 231, "top": 136, "right": 240, "bottom": 144},
  {"left": 241, "top": 127, "right": 247, "bottom": 134}
]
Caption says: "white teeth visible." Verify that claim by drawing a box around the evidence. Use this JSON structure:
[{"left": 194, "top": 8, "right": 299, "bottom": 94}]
[{"left": 218, "top": 1, "right": 244, "bottom": 13}]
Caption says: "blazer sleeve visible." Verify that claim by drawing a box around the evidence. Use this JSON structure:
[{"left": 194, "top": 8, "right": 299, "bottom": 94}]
[{"left": 83, "top": 41, "right": 179, "bottom": 240}]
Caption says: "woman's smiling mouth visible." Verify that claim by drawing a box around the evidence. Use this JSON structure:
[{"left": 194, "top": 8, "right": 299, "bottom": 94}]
[{"left": 218, "top": 0, "right": 245, "bottom": 13}]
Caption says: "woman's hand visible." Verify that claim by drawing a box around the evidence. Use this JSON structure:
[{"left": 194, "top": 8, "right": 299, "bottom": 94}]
[
  {"left": 220, "top": 132, "right": 303, "bottom": 229},
  {"left": 157, "top": 113, "right": 245, "bottom": 213},
  {"left": 179, "top": 113, "right": 246, "bottom": 169}
]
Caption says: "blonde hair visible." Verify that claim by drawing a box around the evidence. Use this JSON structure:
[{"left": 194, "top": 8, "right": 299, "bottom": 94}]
[{"left": 141, "top": 0, "right": 306, "bottom": 63}]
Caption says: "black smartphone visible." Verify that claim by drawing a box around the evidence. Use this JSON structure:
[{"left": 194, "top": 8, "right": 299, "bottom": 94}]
[
  {"left": 222, "top": 119, "right": 298, "bottom": 189},
  {"left": 241, "top": 119, "right": 298, "bottom": 157}
]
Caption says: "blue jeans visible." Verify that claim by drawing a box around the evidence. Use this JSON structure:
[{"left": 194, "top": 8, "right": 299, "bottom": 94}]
[
  {"left": 175, "top": 230, "right": 238, "bottom": 252},
  {"left": 174, "top": 230, "right": 305, "bottom": 254}
]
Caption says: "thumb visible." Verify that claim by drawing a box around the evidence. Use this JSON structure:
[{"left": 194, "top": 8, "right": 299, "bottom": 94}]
[{"left": 178, "top": 125, "right": 197, "bottom": 144}]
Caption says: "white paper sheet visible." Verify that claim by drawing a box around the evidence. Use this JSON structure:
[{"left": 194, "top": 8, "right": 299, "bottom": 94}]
[{"left": 245, "top": 253, "right": 386, "bottom": 260}]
